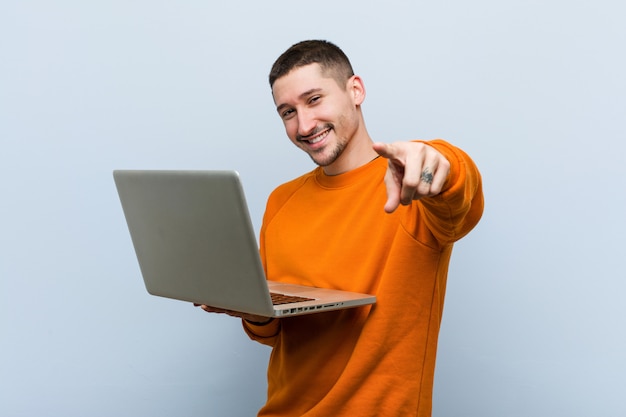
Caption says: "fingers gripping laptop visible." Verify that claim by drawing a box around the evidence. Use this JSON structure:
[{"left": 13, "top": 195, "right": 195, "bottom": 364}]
[{"left": 113, "top": 170, "right": 376, "bottom": 318}]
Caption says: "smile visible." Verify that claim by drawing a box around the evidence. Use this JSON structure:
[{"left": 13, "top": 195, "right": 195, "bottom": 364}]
[{"left": 300, "top": 128, "right": 331, "bottom": 145}]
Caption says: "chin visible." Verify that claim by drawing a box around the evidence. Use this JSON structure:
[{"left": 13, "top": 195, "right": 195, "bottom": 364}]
[{"left": 309, "top": 149, "right": 343, "bottom": 168}]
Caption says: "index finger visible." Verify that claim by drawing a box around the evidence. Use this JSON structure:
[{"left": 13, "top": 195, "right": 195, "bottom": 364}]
[{"left": 373, "top": 142, "right": 401, "bottom": 162}]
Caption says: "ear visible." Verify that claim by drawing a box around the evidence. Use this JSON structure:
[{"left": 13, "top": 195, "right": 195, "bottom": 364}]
[{"left": 348, "top": 75, "right": 366, "bottom": 106}]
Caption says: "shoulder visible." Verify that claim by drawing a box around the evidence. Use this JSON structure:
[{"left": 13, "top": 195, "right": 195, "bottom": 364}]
[{"left": 265, "top": 168, "right": 319, "bottom": 212}]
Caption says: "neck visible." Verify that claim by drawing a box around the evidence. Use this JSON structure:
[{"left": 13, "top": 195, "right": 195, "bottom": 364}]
[{"left": 322, "top": 130, "right": 378, "bottom": 176}]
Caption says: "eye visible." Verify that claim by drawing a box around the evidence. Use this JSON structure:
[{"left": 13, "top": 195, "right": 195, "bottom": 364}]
[
  {"left": 308, "top": 95, "right": 321, "bottom": 105},
  {"left": 281, "top": 108, "right": 295, "bottom": 120}
]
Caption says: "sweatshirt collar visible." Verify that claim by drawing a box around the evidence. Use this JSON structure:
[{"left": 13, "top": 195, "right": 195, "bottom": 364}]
[{"left": 314, "top": 156, "right": 386, "bottom": 189}]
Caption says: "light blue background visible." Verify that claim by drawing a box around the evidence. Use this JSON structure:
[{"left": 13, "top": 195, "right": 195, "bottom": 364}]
[{"left": 1, "top": 1, "right": 625, "bottom": 416}]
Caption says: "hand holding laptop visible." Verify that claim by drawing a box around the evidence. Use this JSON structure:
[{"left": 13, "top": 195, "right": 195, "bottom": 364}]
[{"left": 194, "top": 303, "right": 271, "bottom": 324}]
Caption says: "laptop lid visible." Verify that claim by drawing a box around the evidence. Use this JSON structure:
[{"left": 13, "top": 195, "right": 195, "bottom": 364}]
[{"left": 113, "top": 170, "right": 376, "bottom": 317}]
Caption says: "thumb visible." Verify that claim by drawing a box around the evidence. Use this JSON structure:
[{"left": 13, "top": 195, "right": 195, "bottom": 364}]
[
  {"left": 382, "top": 168, "right": 401, "bottom": 213},
  {"left": 373, "top": 142, "right": 403, "bottom": 213}
]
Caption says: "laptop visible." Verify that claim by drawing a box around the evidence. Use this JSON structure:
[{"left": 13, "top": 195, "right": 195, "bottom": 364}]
[{"left": 113, "top": 170, "right": 376, "bottom": 318}]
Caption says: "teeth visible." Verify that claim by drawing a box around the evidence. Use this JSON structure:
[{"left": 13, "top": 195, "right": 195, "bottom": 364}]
[{"left": 308, "top": 130, "right": 329, "bottom": 144}]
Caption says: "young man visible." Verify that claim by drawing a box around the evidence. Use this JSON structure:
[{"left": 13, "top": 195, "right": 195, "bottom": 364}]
[{"left": 200, "top": 40, "right": 484, "bottom": 416}]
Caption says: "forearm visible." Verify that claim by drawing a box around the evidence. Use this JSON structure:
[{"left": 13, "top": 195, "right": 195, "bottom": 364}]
[{"left": 418, "top": 139, "right": 484, "bottom": 242}]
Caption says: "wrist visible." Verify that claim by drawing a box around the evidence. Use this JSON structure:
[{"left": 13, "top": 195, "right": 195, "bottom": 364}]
[{"left": 245, "top": 317, "right": 274, "bottom": 326}]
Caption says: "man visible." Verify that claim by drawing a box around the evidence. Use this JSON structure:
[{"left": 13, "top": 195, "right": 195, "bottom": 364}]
[{"left": 200, "top": 40, "right": 484, "bottom": 416}]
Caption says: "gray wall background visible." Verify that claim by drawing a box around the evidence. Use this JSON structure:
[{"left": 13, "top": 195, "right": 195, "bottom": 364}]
[{"left": 1, "top": 1, "right": 624, "bottom": 416}]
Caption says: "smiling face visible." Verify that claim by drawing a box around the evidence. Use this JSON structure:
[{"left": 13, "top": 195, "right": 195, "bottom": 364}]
[{"left": 272, "top": 63, "right": 369, "bottom": 174}]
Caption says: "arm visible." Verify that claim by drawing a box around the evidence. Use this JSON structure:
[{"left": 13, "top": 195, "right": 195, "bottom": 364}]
[
  {"left": 241, "top": 316, "right": 281, "bottom": 347},
  {"left": 194, "top": 303, "right": 271, "bottom": 324},
  {"left": 195, "top": 304, "right": 280, "bottom": 347}
]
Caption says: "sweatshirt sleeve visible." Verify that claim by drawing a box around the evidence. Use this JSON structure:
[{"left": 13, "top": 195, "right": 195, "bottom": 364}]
[
  {"left": 411, "top": 139, "right": 484, "bottom": 246},
  {"left": 242, "top": 318, "right": 281, "bottom": 347}
]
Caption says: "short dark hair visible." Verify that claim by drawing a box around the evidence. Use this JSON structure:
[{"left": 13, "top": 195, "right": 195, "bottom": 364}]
[{"left": 269, "top": 40, "right": 355, "bottom": 88}]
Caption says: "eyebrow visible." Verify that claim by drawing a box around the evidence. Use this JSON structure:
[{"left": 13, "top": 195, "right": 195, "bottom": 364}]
[{"left": 276, "top": 88, "right": 323, "bottom": 113}]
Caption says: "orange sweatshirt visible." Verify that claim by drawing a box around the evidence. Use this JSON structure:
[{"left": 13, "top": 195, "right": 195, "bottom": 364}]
[{"left": 243, "top": 140, "right": 483, "bottom": 416}]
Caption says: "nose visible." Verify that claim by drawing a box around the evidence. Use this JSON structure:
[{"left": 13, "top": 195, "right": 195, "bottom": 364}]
[{"left": 296, "top": 109, "right": 317, "bottom": 138}]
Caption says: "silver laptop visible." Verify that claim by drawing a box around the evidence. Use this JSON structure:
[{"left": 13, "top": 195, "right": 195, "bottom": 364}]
[{"left": 113, "top": 170, "right": 376, "bottom": 318}]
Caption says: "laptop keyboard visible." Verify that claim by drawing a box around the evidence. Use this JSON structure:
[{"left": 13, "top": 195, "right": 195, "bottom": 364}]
[{"left": 270, "top": 292, "right": 315, "bottom": 305}]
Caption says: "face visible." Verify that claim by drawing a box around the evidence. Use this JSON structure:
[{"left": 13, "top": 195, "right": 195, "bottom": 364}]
[{"left": 272, "top": 64, "right": 365, "bottom": 171}]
